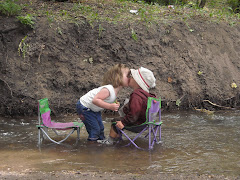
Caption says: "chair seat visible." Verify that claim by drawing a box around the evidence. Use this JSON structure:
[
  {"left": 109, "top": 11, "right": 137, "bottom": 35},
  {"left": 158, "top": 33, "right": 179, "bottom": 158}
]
[
  {"left": 36, "top": 122, "right": 83, "bottom": 129},
  {"left": 146, "top": 121, "right": 162, "bottom": 125}
]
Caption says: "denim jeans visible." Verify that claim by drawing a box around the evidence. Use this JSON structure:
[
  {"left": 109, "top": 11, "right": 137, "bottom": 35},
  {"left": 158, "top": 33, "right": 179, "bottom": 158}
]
[{"left": 76, "top": 100, "right": 105, "bottom": 141}]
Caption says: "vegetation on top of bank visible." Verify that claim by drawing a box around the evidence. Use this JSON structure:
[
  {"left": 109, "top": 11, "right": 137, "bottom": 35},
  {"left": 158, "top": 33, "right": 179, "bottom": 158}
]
[{"left": 0, "top": 0, "right": 239, "bottom": 29}]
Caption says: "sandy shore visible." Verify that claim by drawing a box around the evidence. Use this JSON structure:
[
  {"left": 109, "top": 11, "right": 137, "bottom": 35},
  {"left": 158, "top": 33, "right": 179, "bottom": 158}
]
[{"left": 0, "top": 171, "right": 238, "bottom": 180}]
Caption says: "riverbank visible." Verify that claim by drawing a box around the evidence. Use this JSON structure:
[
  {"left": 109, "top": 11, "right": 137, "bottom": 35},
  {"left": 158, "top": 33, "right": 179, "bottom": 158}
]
[{"left": 1, "top": 0, "right": 240, "bottom": 116}]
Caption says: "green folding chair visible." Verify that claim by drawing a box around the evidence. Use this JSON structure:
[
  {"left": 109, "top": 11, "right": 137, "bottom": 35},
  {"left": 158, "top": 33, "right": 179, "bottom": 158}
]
[{"left": 36, "top": 98, "right": 84, "bottom": 145}]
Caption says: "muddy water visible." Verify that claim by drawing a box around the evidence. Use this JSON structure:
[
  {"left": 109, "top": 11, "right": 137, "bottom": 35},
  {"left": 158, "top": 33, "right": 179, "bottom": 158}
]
[{"left": 0, "top": 111, "right": 240, "bottom": 176}]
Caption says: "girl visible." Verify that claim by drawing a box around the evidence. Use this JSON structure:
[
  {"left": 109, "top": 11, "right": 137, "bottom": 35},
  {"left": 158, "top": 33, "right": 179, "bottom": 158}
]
[{"left": 76, "top": 64, "right": 130, "bottom": 141}]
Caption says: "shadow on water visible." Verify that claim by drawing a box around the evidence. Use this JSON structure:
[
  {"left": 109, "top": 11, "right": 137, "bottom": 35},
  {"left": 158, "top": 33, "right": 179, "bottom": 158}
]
[{"left": 0, "top": 111, "right": 240, "bottom": 176}]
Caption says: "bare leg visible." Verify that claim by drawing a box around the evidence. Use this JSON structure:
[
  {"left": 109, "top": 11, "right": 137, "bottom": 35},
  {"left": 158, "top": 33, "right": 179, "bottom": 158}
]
[{"left": 109, "top": 126, "right": 119, "bottom": 138}]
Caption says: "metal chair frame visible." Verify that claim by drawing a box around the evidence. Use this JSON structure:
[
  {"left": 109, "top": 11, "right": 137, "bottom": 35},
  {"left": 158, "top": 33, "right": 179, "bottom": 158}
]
[
  {"left": 116, "top": 97, "right": 162, "bottom": 150},
  {"left": 36, "top": 98, "right": 83, "bottom": 145}
]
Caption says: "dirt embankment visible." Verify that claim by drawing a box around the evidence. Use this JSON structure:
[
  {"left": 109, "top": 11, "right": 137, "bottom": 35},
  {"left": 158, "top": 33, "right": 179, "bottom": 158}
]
[{"left": 0, "top": 9, "right": 240, "bottom": 116}]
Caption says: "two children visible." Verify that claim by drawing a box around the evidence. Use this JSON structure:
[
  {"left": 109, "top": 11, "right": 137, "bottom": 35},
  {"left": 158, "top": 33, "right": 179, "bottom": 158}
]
[
  {"left": 76, "top": 64, "right": 130, "bottom": 141},
  {"left": 77, "top": 64, "right": 156, "bottom": 144},
  {"left": 97, "top": 67, "right": 156, "bottom": 145}
]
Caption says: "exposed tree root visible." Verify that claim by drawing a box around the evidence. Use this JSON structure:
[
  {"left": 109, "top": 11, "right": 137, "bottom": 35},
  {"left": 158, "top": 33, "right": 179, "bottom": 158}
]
[
  {"left": 203, "top": 100, "right": 234, "bottom": 110},
  {"left": 0, "top": 78, "right": 13, "bottom": 98}
]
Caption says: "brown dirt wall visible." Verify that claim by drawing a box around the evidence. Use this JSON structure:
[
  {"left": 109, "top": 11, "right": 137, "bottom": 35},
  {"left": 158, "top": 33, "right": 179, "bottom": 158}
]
[{"left": 0, "top": 7, "right": 240, "bottom": 116}]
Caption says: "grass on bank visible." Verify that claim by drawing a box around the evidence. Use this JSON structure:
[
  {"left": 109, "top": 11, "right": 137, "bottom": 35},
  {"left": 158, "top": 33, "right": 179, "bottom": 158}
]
[{"left": 0, "top": 0, "right": 239, "bottom": 28}]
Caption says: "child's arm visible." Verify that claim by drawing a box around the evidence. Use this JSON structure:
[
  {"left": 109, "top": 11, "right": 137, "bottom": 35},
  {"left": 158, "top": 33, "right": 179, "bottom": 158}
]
[
  {"left": 120, "top": 95, "right": 143, "bottom": 126},
  {"left": 92, "top": 88, "right": 120, "bottom": 111}
]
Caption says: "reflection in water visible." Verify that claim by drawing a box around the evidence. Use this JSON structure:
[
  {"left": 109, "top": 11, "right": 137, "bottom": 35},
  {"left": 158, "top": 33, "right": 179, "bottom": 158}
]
[{"left": 0, "top": 111, "right": 240, "bottom": 176}]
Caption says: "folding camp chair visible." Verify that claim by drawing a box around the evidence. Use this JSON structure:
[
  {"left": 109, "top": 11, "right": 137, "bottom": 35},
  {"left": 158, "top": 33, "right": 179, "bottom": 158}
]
[
  {"left": 116, "top": 97, "right": 162, "bottom": 150},
  {"left": 36, "top": 98, "right": 84, "bottom": 145}
]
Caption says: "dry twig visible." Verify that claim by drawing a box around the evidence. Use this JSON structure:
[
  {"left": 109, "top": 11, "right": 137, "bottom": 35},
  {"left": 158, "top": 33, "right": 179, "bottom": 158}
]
[
  {"left": 203, "top": 100, "right": 233, "bottom": 109},
  {"left": 38, "top": 44, "right": 45, "bottom": 63},
  {"left": 0, "top": 78, "right": 13, "bottom": 98}
]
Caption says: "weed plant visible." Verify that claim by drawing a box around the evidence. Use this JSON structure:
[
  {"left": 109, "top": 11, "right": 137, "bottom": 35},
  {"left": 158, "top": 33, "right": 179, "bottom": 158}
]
[
  {"left": 131, "top": 29, "right": 138, "bottom": 41},
  {"left": 17, "top": 14, "right": 35, "bottom": 28},
  {"left": 18, "top": 35, "right": 29, "bottom": 58},
  {"left": 0, "top": 0, "right": 21, "bottom": 16},
  {"left": 2, "top": 0, "right": 239, "bottom": 31},
  {"left": 227, "top": 0, "right": 240, "bottom": 13}
]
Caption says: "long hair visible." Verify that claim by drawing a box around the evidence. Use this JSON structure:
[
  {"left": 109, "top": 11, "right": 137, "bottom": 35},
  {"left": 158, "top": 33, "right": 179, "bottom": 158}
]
[{"left": 102, "top": 64, "right": 128, "bottom": 88}]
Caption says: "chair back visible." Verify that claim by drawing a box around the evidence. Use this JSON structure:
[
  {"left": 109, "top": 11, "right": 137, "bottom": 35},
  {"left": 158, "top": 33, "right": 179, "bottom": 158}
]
[
  {"left": 38, "top": 98, "right": 52, "bottom": 127},
  {"left": 38, "top": 98, "right": 77, "bottom": 128},
  {"left": 38, "top": 98, "right": 51, "bottom": 115},
  {"left": 146, "top": 97, "right": 161, "bottom": 123}
]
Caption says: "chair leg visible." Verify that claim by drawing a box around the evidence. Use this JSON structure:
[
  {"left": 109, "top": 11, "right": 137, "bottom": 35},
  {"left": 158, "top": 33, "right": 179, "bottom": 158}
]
[
  {"left": 130, "top": 126, "right": 148, "bottom": 143},
  {"left": 116, "top": 125, "right": 159, "bottom": 150},
  {"left": 40, "top": 128, "right": 75, "bottom": 144},
  {"left": 42, "top": 127, "right": 48, "bottom": 139},
  {"left": 159, "top": 125, "right": 161, "bottom": 142},
  {"left": 151, "top": 126, "right": 158, "bottom": 148},
  {"left": 156, "top": 125, "right": 162, "bottom": 144},
  {"left": 116, "top": 128, "right": 123, "bottom": 142},
  {"left": 152, "top": 125, "right": 162, "bottom": 144},
  {"left": 147, "top": 125, "right": 162, "bottom": 149},
  {"left": 77, "top": 127, "right": 80, "bottom": 141},
  {"left": 149, "top": 125, "right": 152, "bottom": 150},
  {"left": 120, "top": 129, "right": 142, "bottom": 149},
  {"left": 120, "top": 126, "right": 148, "bottom": 149},
  {"left": 52, "top": 129, "right": 60, "bottom": 135},
  {"left": 74, "top": 127, "right": 80, "bottom": 145},
  {"left": 38, "top": 128, "right": 42, "bottom": 146}
]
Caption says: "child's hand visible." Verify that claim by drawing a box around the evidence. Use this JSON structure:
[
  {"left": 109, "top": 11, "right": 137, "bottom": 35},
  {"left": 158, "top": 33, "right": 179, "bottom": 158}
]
[
  {"left": 79, "top": 114, "right": 85, "bottom": 121},
  {"left": 111, "top": 101, "right": 120, "bottom": 111}
]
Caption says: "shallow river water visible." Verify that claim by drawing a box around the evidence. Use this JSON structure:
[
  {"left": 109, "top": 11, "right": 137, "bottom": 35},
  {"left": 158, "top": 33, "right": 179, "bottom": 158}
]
[{"left": 0, "top": 110, "right": 240, "bottom": 176}]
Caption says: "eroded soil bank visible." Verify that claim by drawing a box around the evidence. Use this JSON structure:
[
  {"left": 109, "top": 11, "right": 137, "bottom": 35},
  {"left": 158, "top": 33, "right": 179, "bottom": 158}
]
[{"left": 0, "top": 1, "right": 240, "bottom": 116}]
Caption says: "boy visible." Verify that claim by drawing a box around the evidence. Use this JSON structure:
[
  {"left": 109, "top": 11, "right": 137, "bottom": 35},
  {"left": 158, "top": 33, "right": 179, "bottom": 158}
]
[{"left": 97, "top": 67, "right": 156, "bottom": 145}]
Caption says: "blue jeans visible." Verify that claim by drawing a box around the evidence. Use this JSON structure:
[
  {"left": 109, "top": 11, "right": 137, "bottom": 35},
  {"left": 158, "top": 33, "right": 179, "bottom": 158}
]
[{"left": 76, "top": 100, "right": 105, "bottom": 141}]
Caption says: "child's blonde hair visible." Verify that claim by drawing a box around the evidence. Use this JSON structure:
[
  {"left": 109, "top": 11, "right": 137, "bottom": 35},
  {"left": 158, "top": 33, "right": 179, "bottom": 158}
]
[{"left": 102, "top": 64, "right": 128, "bottom": 88}]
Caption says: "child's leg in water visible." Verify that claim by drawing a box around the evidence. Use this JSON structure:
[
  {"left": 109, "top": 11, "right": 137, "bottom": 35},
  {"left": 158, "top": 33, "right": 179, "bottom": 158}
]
[
  {"left": 82, "top": 110, "right": 104, "bottom": 141},
  {"left": 96, "top": 111, "right": 105, "bottom": 140}
]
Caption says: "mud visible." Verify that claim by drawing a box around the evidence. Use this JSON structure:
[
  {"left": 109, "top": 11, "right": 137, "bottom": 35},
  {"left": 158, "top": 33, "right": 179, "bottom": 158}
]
[{"left": 1, "top": 171, "right": 237, "bottom": 180}]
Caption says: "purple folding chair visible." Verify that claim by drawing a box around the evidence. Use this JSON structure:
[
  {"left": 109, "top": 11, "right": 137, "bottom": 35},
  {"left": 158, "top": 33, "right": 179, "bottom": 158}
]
[
  {"left": 116, "top": 97, "right": 162, "bottom": 150},
  {"left": 36, "top": 98, "right": 84, "bottom": 145}
]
